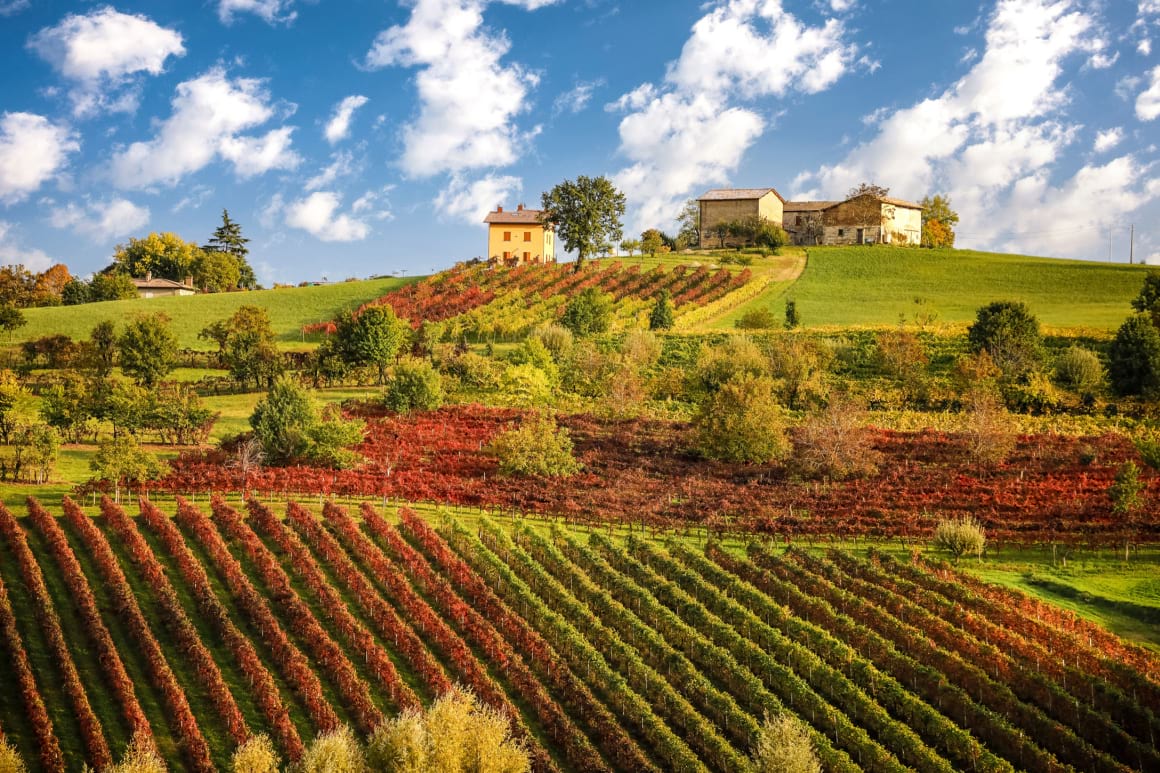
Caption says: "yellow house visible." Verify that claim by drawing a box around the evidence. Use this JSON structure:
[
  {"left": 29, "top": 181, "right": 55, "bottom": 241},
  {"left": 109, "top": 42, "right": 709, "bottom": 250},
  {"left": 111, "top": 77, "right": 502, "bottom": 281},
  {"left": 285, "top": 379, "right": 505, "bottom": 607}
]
[
  {"left": 484, "top": 204, "right": 556, "bottom": 265},
  {"left": 698, "top": 188, "right": 785, "bottom": 248}
]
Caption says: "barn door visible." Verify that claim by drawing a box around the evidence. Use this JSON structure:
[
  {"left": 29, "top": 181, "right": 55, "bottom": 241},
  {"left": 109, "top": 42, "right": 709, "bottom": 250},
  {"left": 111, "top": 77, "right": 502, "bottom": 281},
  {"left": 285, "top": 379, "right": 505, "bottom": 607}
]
[{"left": 856, "top": 228, "right": 865, "bottom": 244}]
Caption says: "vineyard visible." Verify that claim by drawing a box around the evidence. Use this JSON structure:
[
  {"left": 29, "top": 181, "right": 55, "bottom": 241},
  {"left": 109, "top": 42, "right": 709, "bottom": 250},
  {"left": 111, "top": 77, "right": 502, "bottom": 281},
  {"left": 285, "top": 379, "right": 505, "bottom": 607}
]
[
  {"left": 0, "top": 497, "right": 1157, "bottom": 772},
  {"left": 161, "top": 405, "right": 1160, "bottom": 546},
  {"left": 302, "top": 260, "right": 756, "bottom": 339}
]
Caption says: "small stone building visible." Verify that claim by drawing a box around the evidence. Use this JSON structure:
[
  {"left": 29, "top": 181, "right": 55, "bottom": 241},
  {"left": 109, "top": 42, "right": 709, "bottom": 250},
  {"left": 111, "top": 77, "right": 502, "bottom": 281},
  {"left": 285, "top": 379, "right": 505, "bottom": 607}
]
[
  {"left": 131, "top": 273, "right": 196, "bottom": 298},
  {"left": 484, "top": 204, "right": 557, "bottom": 266},
  {"left": 783, "top": 194, "right": 923, "bottom": 246},
  {"left": 697, "top": 188, "right": 785, "bottom": 248}
]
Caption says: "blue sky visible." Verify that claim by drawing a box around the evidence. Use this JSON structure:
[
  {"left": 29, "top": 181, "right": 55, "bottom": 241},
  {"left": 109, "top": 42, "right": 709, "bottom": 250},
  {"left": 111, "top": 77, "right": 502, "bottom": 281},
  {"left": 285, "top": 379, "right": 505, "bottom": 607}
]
[{"left": 1, "top": 0, "right": 1159, "bottom": 284}]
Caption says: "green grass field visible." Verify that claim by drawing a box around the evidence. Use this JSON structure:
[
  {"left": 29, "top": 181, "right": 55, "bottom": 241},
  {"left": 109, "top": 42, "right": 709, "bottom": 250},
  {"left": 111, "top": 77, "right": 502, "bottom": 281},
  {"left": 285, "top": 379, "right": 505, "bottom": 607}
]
[
  {"left": 746, "top": 246, "right": 1151, "bottom": 330},
  {"left": 8, "top": 277, "right": 414, "bottom": 350}
]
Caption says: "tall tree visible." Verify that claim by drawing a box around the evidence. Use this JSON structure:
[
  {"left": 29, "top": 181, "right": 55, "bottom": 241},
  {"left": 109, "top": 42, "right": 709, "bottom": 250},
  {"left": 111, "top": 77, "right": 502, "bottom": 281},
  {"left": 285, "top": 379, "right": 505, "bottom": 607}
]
[
  {"left": 540, "top": 175, "right": 626, "bottom": 272},
  {"left": 110, "top": 232, "right": 202, "bottom": 281},
  {"left": 200, "top": 306, "right": 284, "bottom": 389},
  {"left": 920, "top": 194, "right": 960, "bottom": 248},
  {"left": 332, "top": 306, "right": 410, "bottom": 384},
  {"left": 677, "top": 199, "right": 701, "bottom": 246},
  {"left": 1130, "top": 271, "right": 1160, "bottom": 327},
  {"left": 641, "top": 229, "right": 663, "bottom": 257},
  {"left": 119, "top": 313, "right": 178, "bottom": 386},
  {"left": 204, "top": 209, "right": 257, "bottom": 289},
  {"left": 0, "top": 303, "right": 26, "bottom": 340},
  {"left": 848, "top": 182, "right": 890, "bottom": 198}
]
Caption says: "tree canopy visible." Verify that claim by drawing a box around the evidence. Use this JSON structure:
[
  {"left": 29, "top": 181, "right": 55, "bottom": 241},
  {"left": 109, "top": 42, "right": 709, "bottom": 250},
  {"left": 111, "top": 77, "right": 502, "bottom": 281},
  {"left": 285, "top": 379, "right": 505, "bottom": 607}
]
[
  {"left": 203, "top": 209, "right": 257, "bottom": 289},
  {"left": 119, "top": 313, "right": 177, "bottom": 386},
  {"left": 110, "top": 232, "right": 201, "bottom": 281},
  {"left": 921, "top": 194, "right": 959, "bottom": 248},
  {"left": 540, "top": 175, "right": 626, "bottom": 271}
]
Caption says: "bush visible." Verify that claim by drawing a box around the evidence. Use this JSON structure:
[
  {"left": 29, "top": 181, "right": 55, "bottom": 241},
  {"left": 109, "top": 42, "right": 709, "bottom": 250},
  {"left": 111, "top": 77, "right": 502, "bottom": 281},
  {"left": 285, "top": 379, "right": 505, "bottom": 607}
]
[
  {"left": 231, "top": 734, "right": 279, "bottom": 773},
  {"left": 966, "top": 300, "right": 1043, "bottom": 378},
  {"left": 962, "top": 389, "right": 1017, "bottom": 468},
  {"left": 560, "top": 287, "right": 613, "bottom": 337},
  {"left": 1108, "top": 314, "right": 1160, "bottom": 397},
  {"left": 508, "top": 338, "right": 559, "bottom": 383},
  {"left": 384, "top": 357, "right": 445, "bottom": 413},
  {"left": 0, "top": 740, "right": 24, "bottom": 773},
  {"left": 105, "top": 734, "right": 166, "bottom": 773},
  {"left": 695, "top": 374, "right": 790, "bottom": 464},
  {"left": 793, "top": 399, "right": 882, "bottom": 480},
  {"left": 784, "top": 299, "right": 801, "bottom": 329},
  {"left": 499, "top": 364, "right": 555, "bottom": 407},
  {"left": 367, "top": 687, "right": 529, "bottom": 773},
  {"left": 1134, "top": 437, "right": 1160, "bottom": 470},
  {"left": 688, "top": 336, "right": 768, "bottom": 397},
  {"left": 1109, "top": 461, "right": 1145, "bottom": 515},
  {"left": 751, "top": 713, "right": 820, "bottom": 773},
  {"left": 1053, "top": 345, "right": 1104, "bottom": 394},
  {"left": 933, "top": 516, "right": 986, "bottom": 561},
  {"left": 1131, "top": 270, "right": 1160, "bottom": 326},
  {"left": 445, "top": 352, "right": 501, "bottom": 391},
  {"left": 648, "top": 290, "right": 675, "bottom": 331},
  {"left": 488, "top": 413, "right": 581, "bottom": 477},
  {"left": 734, "top": 307, "right": 778, "bottom": 330},
  {"left": 620, "top": 329, "right": 661, "bottom": 371},
  {"left": 530, "top": 323, "right": 573, "bottom": 359},
  {"left": 298, "top": 726, "right": 366, "bottom": 773},
  {"left": 251, "top": 379, "right": 365, "bottom": 468}
]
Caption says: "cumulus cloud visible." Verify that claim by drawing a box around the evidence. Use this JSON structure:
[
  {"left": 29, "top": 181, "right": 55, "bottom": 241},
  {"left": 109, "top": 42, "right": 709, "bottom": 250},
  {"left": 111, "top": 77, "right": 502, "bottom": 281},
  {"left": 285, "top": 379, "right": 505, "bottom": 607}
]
[
  {"left": 609, "top": 0, "right": 860, "bottom": 230},
  {"left": 284, "top": 191, "right": 369, "bottom": 241},
  {"left": 434, "top": 173, "right": 521, "bottom": 224},
  {"left": 0, "top": 221, "right": 54, "bottom": 272},
  {"left": 324, "top": 95, "right": 369, "bottom": 144},
  {"left": 364, "top": 0, "right": 554, "bottom": 177},
  {"left": 49, "top": 197, "right": 150, "bottom": 241},
  {"left": 28, "top": 7, "right": 185, "bottom": 117},
  {"left": 111, "top": 68, "right": 299, "bottom": 188},
  {"left": 1093, "top": 127, "right": 1124, "bottom": 153},
  {"left": 793, "top": 0, "right": 1158, "bottom": 260},
  {"left": 0, "top": 112, "right": 79, "bottom": 204},
  {"left": 218, "top": 0, "right": 298, "bottom": 24},
  {"left": 1138, "top": 65, "right": 1160, "bottom": 121},
  {"left": 0, "top": 1, "right": 30, "bottom": 16}
]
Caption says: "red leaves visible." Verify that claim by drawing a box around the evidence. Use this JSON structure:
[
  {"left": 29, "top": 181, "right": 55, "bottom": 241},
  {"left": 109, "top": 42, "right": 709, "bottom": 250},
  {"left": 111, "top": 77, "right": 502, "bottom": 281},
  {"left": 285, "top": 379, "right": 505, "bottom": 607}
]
[{"left": 62, "top": 497, "right": 214, "bottom": 773}]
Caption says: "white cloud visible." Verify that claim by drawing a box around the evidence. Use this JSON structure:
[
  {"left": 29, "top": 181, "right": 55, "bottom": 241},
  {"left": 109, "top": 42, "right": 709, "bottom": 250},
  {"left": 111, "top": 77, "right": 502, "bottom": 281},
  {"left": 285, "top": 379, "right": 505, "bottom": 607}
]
[
  {"left": 284, "top": 191, "right": 369, "bottom": 241},
  {"left": 610, "top": 0, "right": 860, "bottom": 230},
  {"left": 364, "top": 0, "right": 552, "bottom": 177},
  {"left": 434, "top": 173, "right": 521, "bottom": 224},
  {"left": 0, "top": 221, "right": 54, "bottom": 272},
  {"left": 218, "top": 0, "right": 297, "bottom": 24},
  {"left": 1138, "top": 65, "right": 1160, "bottom": 121},
  {"left": 351, "top": 185, "right": 396, "bottom": 221},
  {"left": 219, "top": 127, "right": 301, "bottom": 178},
  {"left": 110, "top": 68, "right": 298, "bottom": 188},
  {"left": 0, "top": 112, "right": 79, "bottom": 204},
  {"left": 49, "top": 197, "right": 149, "bottom": 241},
  {"left": 553, "top": 79, "right": 604, "bottom": 115},
  {"left": 171, "top": 185, "right": 214, "bottom": 213},
  {"left": 28, "top": 7, "right": 185, "bottom": 117},
  {"left": 1094, "top": 127, "right": 1124, "bottom": 153},
  {"left": 324, "top": 95, "right": 369, "bottom": 144},
  {"left": 0, "top": 0, "right": 30, "bottom": 16},
  {"left": 794, "top": 0, "right": 1159, "bottom": 260},
  {"left": 1140, "top": 38, "right": 1153, "bottom": 55}
]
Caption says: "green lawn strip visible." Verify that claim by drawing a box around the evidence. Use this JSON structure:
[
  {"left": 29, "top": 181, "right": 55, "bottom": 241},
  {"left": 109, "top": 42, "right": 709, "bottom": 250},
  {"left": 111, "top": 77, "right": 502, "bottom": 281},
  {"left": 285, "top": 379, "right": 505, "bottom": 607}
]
[
  {"left": 54, "top": 511, "right": 185, "bottom": 764},
  {"left": 788, "top": 247, "right": 1148, "bottom": 329},
  {"left": 167, "top": 509, "right": 319, "bottom": 745},
  {"left": 0, "top": 533, "right": 84, "bottom": 769},
  {"left": 130, "top": 508, "right": 282, "bottom": 749},
  {"left": 94, "top": 509, "right": 239, "bottom": 768},
  {"left": 245, "top": 507, "right": 404, "bottom": 719},
  {"left": 10, "top": 277, "right": 415, "bottom": 350}
]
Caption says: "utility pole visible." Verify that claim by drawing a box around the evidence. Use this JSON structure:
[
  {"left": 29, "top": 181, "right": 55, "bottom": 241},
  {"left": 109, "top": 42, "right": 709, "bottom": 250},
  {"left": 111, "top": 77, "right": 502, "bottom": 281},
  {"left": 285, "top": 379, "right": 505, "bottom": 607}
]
[{"left": 1130, "top": 224, "right": 1135, "bottom": 265}]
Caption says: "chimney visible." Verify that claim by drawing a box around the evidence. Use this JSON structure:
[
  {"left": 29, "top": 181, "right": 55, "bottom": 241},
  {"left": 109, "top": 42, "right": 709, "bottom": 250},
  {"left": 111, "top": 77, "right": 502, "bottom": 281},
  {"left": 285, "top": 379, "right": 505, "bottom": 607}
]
[
  {"left": 497, "top": 205, "right": 503, "bottom": 213},
  {"left": 517, "top": 203, "right": 524, "bottom": 212},
  {"left": 185, "top": 275, "right": 194, "bottom": 288},
  {"left": 145, "top": 271, "right": 152, "bottom": 281}
]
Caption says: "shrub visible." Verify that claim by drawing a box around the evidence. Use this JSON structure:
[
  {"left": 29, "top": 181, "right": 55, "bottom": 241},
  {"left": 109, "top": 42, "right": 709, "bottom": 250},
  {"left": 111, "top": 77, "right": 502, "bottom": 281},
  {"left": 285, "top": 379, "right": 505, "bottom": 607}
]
[
  {"left": 1108, "top": 314, "right": 1160, "bottom": 397},
  {"left": 1131, "top": 270, "right": 1160, "bottom": 326},
  {"left": 488, "top": 414, "right": 581, "bottom": 477},
  {"left": 1053, "top": 345, "right": 1104, "bottom": 394},
  {"left": 445, "top": 352, "right": 501, "bottom": 391},
  {"left": 695, "top": 374, "right": 790, "bottom": 464},
  {"left": 0, "top": 740, "right": 24, "bottom": 773},
  {"left": 90, "top": 436, "right": 168, "bottom": 501},
  {"left": 793, "top": 399, "right": 882, "bottom": 480},
  {"left": 688, "top": 336, "right": 768, "bottom": 397},
  {"left": 298, "top": 726, "right": 366, "bottom": 773},
  {"left": 620, "top": 329, "right": 661, "bottom": 371},
  {"left": 966, "top": 300, "right": 1043, "bottom": 378},
  {"left": 251, "top": 379, "right": 365, "bottom": 468},
  {"left": 784, "top": 299, "right": 801, "bottom": 329},
  {"left": 767, "top": 335, "right": 831, "bottom": 411},
  {"left": 962, "top": 389, "right": 1017, "bottom": 468},
  {"left": 560, "top": 287, "right": 613, "bottom": 337},
  {"left": 735, "top": 307, "right": 778, "bottom": 330},
  {"left": 1109, "top": 461, "right": 1145, "bottom": 515},
  {"left": 231, "top": 734, "right": 279, "bottom": 773},
  {"left": 508, "top": 338, "right": 559, "bottom": 383},
  {"left": 933, "top": 516, "right": 986, "bottom": 561},
  {"left": 561, "top": 341, "right": 619, "bottom": 398},
  {"left": 105, "top": 734, "right": 166, "bottom": 773},
  {"left": 367, "top": 686, "right": 529, "bottom": 773},
  {"left": 751, "top": 713, "right": 820, "bottom": 773},
  {"left": 384, "top": 357, "right": 445, "bottom": 413},
  {"left": 499, "top": 364, "right": 555, "bottom": 408},
  {"left": 530, "top": 323, "right": 573, "bottom": 359},
  {"left": 648, "top": 290, "right": 675, "bottom": 331},
  {"left": 1134, "top": 436, "right": 1160, "bottom": 470}
]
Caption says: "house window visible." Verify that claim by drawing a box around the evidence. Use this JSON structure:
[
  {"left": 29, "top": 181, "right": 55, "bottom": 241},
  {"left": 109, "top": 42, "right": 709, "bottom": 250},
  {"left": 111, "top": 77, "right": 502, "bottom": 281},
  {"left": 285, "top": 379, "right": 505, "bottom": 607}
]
[
  {"left": 524, "top": 232, "right": 532, "bottom": 242},
  {"left": 503, "top": 231, "right": 511, "bottom": 241},
  {"left": 503, "top": 251, "right": 511, "bottom": 260},
  {"left": 795, "top": 215, "right": 802, "bottom": 226},
  {"left": 837, "top": 228, "right": 845, "bottom": 237},
  {"left": 523, "top": 251, "right": 530, "bottom": 261}
]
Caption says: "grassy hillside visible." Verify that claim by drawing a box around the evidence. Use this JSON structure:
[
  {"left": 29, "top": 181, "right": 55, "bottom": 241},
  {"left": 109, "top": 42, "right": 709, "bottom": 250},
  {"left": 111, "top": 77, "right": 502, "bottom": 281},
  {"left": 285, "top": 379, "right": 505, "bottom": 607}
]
[
  {"left": 722, "top": 246, "right": 1151, "bottom": 330},
  {"left": 8, "top": 276, "right": 414, "bottom": 350}
]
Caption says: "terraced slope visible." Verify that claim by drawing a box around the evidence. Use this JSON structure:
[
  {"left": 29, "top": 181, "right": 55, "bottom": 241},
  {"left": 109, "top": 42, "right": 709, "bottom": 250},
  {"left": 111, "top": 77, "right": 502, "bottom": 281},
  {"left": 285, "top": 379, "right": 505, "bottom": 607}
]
[{"left": 0, "top": 497, "right": 1156, "bottom": 771}]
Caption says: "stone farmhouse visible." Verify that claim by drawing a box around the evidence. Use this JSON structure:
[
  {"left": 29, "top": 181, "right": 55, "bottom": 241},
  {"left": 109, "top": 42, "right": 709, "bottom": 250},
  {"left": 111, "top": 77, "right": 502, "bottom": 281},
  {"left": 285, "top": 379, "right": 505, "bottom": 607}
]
[
  {"left": 484, "top": 204, "right": 557, "bottom": 266},
  {"left": 697, "top": 188, "right": 923, "bottom": 247},
  {"left": 131, "top": 273, "right": 196, "bottom": 298}
]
